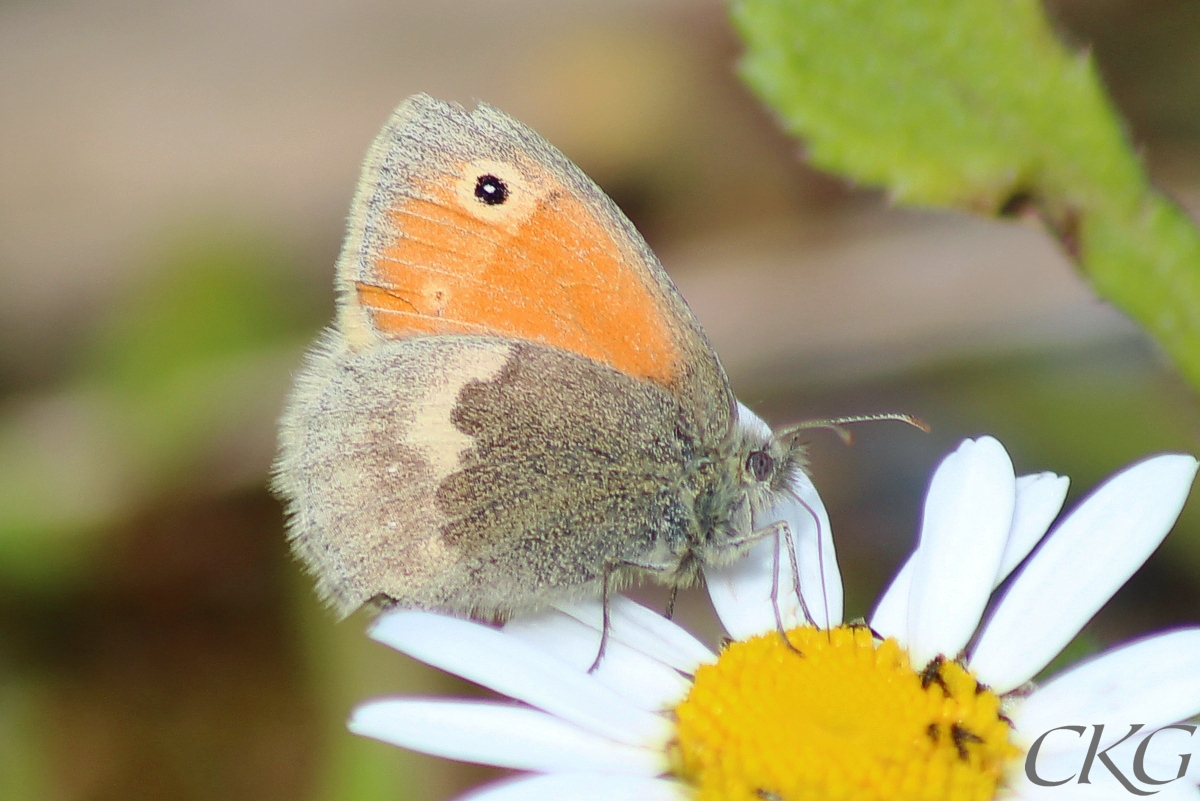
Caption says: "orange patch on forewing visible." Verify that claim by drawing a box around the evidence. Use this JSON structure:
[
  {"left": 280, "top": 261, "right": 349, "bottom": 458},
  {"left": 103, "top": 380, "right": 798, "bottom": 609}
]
[{"left": 356, "top": 167, "right": 680, "bottom": 385}]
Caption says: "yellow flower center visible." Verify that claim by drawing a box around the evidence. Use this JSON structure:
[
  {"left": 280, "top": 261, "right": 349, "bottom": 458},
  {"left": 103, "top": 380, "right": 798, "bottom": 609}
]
[{"left": 671, "top": 625, "right": 1019, "bottom": 801}]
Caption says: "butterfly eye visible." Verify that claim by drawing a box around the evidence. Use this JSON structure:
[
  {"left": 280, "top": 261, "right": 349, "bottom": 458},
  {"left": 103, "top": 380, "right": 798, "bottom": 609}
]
[
  {"left": 474, "top": 174, "right": 509, "bottom": 206},
  {"left": 746, "top": 450, "right": 773, "bottom": 482}
]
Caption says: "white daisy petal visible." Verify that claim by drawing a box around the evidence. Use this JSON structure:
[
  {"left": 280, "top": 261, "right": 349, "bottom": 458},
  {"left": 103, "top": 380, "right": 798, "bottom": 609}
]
[
  {"left": 1139, "top": 726, "right": 1200, "bottom": 783},
  {"left": 457, "top": 773, "right": 687, "bottom": 801},
  {"left": 1012, "top": 725, "right": 1200, "bottom": 797},
  {"left": 1012, "top": 629, "right": 1200, "bottom": 753},
  {"left": 970, "top": 454, "right": 1199, "bottom": 692},
  {"left": 707, "top": 404, "right": 841, "bottom": 638},
  {"left": 1077, "top": 726, "right": 1200, "bottom": 787},
  {"left": 1147, "top": 777, "right": 1200, "bottom": 796},
  {"left": 704, "top": 534, "right": 784, "bottom": 642},
  {"left": 349, "top": 700, "right": 666, "bottom": 775},
  {"left": 789, "top": 468, "right": 843, "bottom": 628},
  {"left": 369, "top": 610, "right": 671, "bottom": 745},
  {"left": 872, "top": 459, "right": 1038, "bottom": 645},
  {"left": 1010, "top": 732, "right": 1200, "bottom": 801},
  {"left": 907, "top": 436, "right": 1016, "bottom": 666},
  {"left": 345, "top": 432, "right": 1200, "bottom": 801},
  {"left": 706, "top": 471, "right": 841, "bottom": 638},
  {"left": 736, "top": 401, "right": 773, "bottom": 442},
  {"left": 502, "top": 610, "right": 691, "bottom": 711},
  {"left": 996, "top": 472, "right": 1070, "bottom": 585},
  {"left": 869, "top": 554, "right": 914, "bottom": 642},
  {"left": 1007, "top": 753, "right": 1119, "bottom": 801},
  {"left": 1028, "top": 782, "right": 1200, "bottom": 801},
  {"left": 555, "top": 596, "right": 716, "bottom": 673}
]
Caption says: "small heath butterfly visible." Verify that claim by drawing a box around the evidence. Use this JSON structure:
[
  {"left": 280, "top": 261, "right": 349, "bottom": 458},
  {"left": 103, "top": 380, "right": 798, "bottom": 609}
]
[{"left": 274, "top": 95, "right": 909, "bottom": 631}]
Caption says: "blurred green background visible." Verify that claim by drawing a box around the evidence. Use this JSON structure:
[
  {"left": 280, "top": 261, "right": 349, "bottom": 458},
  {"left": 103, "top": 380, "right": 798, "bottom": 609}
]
[{"left": 2, "top": 1, "right": 1200, "bottom": 799}]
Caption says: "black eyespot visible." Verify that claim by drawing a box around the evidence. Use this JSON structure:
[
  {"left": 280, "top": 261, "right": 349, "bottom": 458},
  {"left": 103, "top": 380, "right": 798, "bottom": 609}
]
[
  {"left": 746, "top": 450, "right": 773, "bottom": 482},
  {"left": 474, "top": 174, "right": 509, "bottom": 205}
]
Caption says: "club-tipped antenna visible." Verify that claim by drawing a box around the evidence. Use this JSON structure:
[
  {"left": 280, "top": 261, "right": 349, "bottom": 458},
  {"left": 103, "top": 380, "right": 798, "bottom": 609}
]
[{"left": 779, "top": 413, "right": 930, "bottom": 447}]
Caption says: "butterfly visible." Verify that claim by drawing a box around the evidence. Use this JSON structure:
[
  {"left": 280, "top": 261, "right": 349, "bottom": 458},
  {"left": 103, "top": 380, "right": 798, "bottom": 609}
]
[{"left": 273, "top": 94, "right": 908, "bottom": 641}]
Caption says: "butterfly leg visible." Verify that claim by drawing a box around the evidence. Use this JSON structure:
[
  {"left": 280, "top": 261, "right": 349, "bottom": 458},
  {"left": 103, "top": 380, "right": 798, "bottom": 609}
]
[
  {"left": 767, "top": 521, "right": 806, "bottom": 656},
  {"left": 722, "top": 520, "right": 812, "bottom": 655},
  {"left": 589, "top": 558, "right": 671, "bottom": 673},
  {"left": 780, "top": 520, "right": 817, "bottom": 629},
  {"left": 592, "top": 563, "right": 616, "bottom": 674}
]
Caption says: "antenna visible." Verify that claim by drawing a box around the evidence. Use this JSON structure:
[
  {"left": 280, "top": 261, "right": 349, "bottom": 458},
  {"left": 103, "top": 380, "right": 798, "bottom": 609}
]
[{"left": 778, "top": 413, "right": 930, "bottom": 446}]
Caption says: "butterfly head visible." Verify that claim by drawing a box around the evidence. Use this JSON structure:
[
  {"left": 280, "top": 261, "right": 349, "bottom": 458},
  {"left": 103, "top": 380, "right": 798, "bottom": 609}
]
[{"left": 693, "top": 411, "right": 811, "bottom": 569}]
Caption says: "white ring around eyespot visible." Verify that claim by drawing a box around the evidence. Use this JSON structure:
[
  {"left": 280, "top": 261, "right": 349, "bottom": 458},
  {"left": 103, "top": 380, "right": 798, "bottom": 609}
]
[{"left": 453, "top": 158, "right": 540, "bottom": 230}]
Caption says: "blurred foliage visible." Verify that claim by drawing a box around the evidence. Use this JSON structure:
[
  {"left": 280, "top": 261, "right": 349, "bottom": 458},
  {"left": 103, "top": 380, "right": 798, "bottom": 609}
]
[
  {"left": 2, "top": 2, "right": 1199, "bottom": 800},
  {"left": 733, "top": 0, "right": 1200, "bottom": 392},
  {"left": 80, "top": 235, "right": 311, "bottom": 391},
  {"left": 0, "top": 228, "right": 316, "bottom": 590},
  {"left": 0, "top": 683, "right": 49, "bottom": 801},
  {"left": 0, "top": 227, "right": 327, "bottom": 800},
  {"left": 0, "top": 222, "right": 446, "bottom": 801}
]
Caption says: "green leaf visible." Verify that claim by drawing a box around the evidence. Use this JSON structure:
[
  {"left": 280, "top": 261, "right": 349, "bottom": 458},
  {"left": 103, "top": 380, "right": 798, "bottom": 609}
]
[{"left": 733, "top": 0, "right": 1200, "bottom": 390}]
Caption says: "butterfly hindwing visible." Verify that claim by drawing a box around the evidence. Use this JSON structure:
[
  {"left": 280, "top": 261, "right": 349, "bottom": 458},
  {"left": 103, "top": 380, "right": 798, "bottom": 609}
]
[{"left": 276, "top": 334, "right": 700, "bottom": 618}]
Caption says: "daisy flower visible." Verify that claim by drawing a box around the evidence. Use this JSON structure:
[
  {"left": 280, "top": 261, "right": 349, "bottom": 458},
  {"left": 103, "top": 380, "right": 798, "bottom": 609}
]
[{"left": 349, "top": 411, "right": 1200, "bottom": 801}]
